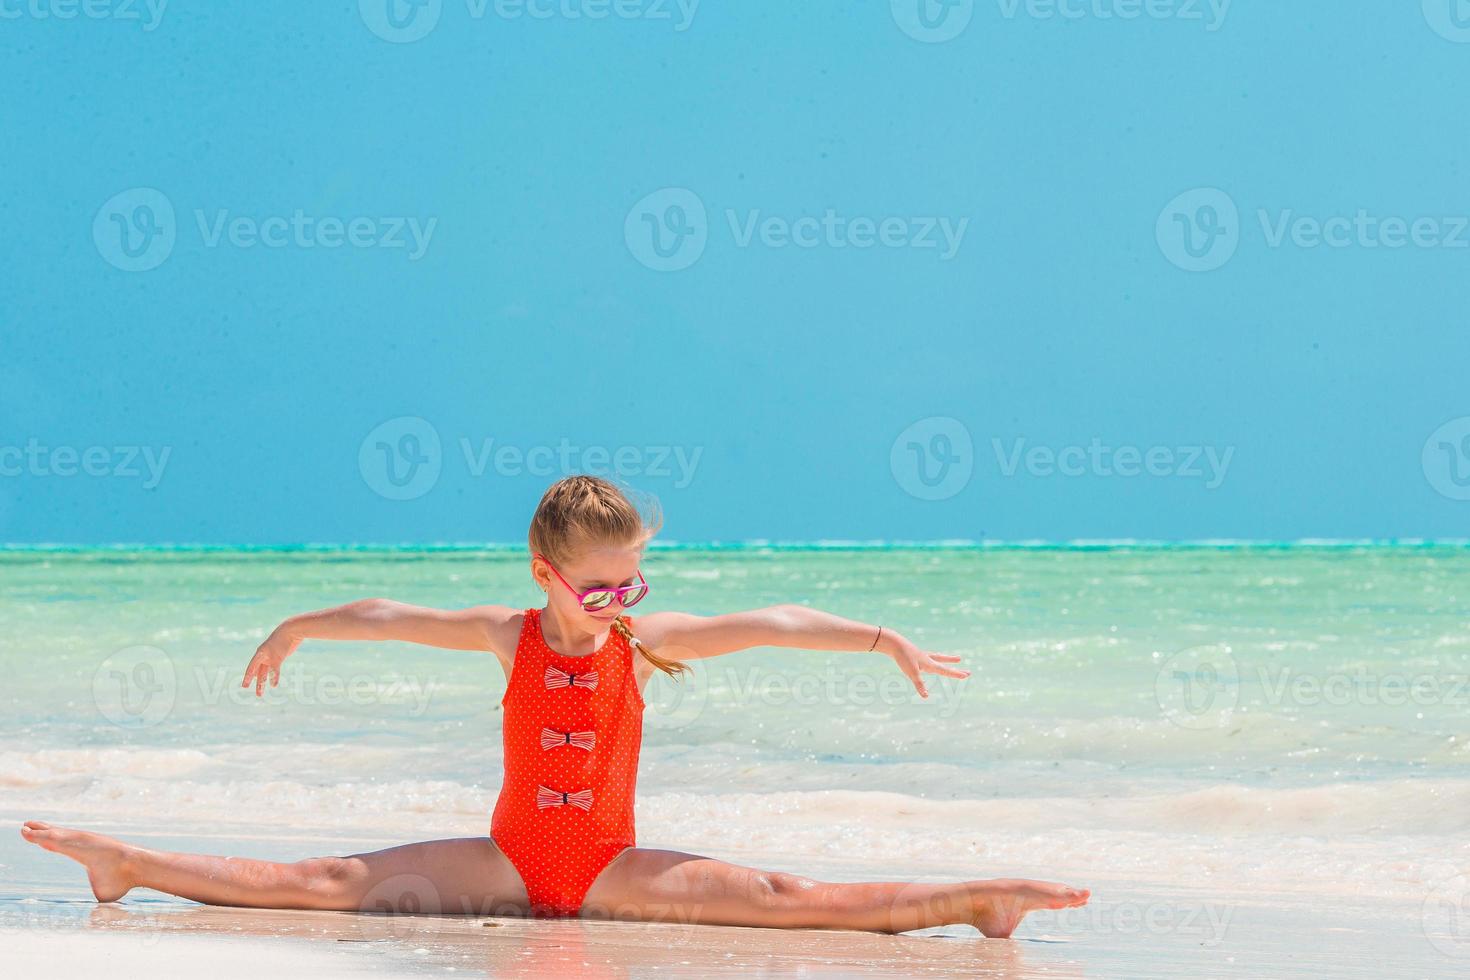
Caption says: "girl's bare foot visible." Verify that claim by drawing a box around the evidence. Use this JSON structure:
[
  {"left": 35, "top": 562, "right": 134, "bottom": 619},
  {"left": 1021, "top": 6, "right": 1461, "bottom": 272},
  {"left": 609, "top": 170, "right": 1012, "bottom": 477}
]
[
  {"left": 20, "top": 820, "right": 136, "bottom": 903},
  {"left": 969, "top": 878, "right": 1090, "bottom": 939}
]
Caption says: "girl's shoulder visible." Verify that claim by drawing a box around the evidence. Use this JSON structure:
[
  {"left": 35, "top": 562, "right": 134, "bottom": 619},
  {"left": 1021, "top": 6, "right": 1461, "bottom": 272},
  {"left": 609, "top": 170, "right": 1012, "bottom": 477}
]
[
  {"left": 619, "top": 609, "right": 688, "bottom": 650},
  {"left": 482, "top": 606, "right": 533, "bottom": 660}
]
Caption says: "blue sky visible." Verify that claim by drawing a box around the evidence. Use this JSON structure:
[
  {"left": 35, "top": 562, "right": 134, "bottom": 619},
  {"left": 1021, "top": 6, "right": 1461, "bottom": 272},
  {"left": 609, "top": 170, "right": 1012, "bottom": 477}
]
[{"left": 3, "top": 1, "right": 1468, "bottom": 544}]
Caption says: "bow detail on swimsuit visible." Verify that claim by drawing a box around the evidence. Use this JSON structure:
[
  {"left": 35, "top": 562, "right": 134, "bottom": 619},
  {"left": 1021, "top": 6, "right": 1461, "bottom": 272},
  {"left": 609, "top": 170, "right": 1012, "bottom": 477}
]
[
  {"left": 540, "top": 727, "right": 596, "bottom": 751},
  {"left": 544, "top": 665, "right": 599, "bottom": 690},
  {"left": 536, "top": 785, "right": 594, "bottom": 811}
]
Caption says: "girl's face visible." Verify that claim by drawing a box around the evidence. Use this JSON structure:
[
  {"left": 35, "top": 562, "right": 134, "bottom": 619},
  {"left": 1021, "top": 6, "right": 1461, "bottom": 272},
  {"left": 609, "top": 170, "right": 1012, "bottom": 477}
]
[{"left": 535, "top": 544, "right": 645, "bottom": 626}]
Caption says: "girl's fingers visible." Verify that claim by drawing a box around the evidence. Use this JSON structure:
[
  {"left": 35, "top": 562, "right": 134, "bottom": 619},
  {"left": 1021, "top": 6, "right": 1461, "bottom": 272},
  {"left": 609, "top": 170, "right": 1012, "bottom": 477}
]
[
  {"left": 242, "top": 650, "right": 284, "bottom": 696},
  {"left": 926, "top": 664, "right": 970, "bottom": 678},
  {"left": 932, "top": 653, "right": 964, "bottom": 662}
]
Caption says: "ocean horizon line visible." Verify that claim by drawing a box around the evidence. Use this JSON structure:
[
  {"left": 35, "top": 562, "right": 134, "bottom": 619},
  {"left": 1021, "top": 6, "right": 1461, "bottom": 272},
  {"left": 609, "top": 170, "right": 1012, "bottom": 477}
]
[{"left": 1, "top": 538, "right": 1468, "bottom": 554}]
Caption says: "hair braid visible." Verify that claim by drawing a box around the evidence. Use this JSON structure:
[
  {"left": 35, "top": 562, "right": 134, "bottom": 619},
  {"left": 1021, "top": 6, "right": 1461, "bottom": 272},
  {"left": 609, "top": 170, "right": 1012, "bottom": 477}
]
[{"left": 613, "top": 614, "right": 689, "bottom": 679}]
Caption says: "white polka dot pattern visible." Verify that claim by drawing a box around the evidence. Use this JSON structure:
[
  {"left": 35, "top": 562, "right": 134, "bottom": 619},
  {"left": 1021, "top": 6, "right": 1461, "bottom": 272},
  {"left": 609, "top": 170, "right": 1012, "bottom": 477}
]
[{"left": 489, "top": 607, "right": 647, "bottom": 918}]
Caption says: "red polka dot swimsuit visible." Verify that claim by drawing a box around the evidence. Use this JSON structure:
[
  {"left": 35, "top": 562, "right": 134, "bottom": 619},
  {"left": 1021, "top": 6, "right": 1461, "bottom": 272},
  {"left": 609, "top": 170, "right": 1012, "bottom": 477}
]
[{"left": 491, "top": 607, "right": 646, "bottom": 917}]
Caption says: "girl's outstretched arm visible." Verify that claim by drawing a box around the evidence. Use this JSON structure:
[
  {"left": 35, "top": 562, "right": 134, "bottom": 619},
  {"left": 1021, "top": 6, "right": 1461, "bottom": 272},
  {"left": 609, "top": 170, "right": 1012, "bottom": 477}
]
[
  {"left": 241, "top": 599, "right": 519, "bottom": 696},
  {"left": 638, "top": 606, "right": 970, "bottom": 698}
]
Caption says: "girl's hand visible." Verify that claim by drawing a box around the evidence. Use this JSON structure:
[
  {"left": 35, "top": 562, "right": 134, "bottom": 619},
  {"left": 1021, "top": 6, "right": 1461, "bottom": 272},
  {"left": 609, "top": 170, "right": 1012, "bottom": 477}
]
[
  {"left": 241, "top": 627, "right": 302, "bottom": 697},
  {"left": 887, "top": 638, "right": 970, "bottom": 699}
]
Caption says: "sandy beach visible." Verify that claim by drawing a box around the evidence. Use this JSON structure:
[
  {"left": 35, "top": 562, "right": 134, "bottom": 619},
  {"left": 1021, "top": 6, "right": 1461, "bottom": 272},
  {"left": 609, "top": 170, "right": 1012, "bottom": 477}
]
[{"left": 2, "top": 811, "right": 1454, "bottom": 978}]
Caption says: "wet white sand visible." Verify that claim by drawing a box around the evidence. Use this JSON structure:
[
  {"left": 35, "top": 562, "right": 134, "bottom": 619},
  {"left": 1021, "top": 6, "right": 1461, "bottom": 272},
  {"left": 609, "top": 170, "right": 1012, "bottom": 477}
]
[{"left": 2, "top": 813, "right": 1455, "bottom": 979}]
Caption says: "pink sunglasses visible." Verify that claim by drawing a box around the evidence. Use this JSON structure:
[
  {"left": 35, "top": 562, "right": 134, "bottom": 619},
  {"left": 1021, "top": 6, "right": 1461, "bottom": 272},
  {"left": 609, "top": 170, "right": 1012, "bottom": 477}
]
[{"left": 534, "top": 553, "right": 649, "bottom": 612}]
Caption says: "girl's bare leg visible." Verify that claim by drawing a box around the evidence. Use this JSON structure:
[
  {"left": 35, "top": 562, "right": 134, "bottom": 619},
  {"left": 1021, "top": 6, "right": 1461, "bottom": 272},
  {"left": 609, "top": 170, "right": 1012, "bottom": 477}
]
[
  {"left": 19, "top": 820, "right": 530, "bottom": 917},
  {"left": 581, "top": 847, "right": 1089, "bottom": 938}
]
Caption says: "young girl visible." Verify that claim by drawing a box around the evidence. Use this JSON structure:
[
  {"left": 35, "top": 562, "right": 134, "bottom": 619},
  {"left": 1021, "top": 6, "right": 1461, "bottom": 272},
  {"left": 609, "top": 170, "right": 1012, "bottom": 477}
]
[{"left": 22, "top": 475, "right": 1089, "bottom": 938}]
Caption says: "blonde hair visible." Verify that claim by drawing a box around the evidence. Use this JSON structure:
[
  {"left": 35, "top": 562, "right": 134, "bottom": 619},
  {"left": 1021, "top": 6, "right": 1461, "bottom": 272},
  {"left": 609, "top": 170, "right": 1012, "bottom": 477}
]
[{"left": 528, "top": 475, "right": 688, "bottom": 678}]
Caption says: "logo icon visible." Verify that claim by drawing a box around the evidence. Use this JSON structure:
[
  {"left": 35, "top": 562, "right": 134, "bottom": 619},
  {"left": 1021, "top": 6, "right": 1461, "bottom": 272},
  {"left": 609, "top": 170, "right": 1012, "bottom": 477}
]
[
  {"left": 641, "top": 660, "right": 709, "bottom": 733},
  {"left": 1155, "top": 645, "right": 1240, "bottom": 730},
  {"left": 625, "top": 188, "right": 708, "bottom": 272},
  {"left": 359, "top": 0, "right": 442, "bottom": 43},
  {"left": 93, "top": 188, "right": 176, "bottom": 273},
  {"left": 355, "top": 873, "right": 445, "bottom": 941},
  {"left": 1156, "top": 188, "right": 1239, "bottom": 272},
  {"left": 884, "top": 876, "right": 972, "bottom": 949},
  {"left": 1424, "top": 870, "right": 1470, "bottom": 957},
  {"left": 93, "top": 646, "right": 177, "bottom": 728},
  {"left": 359, "top": 416, "right": 442, "bottom": 500},
  {"left": 890, "top": 0, "right": 974, "bottom": 43},
  {"left": 890, "top": 417, "right": 973, "bottom": 501},
  {"left": 1424, "top": 0, "right": 1470, "bottom": 43},
  {"left": 1423, "top": 417, "right": 1470, "bottom": 501}
]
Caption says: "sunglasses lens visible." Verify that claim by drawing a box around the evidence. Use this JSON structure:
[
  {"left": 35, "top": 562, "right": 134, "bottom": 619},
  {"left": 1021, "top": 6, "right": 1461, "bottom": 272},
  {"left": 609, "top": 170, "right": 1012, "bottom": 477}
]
[
  {"left": 620, "top": 584, "right": 648, "bottom": 607},
  {"left": 581, "top": 591, "right": 615, "bottom": 611}
]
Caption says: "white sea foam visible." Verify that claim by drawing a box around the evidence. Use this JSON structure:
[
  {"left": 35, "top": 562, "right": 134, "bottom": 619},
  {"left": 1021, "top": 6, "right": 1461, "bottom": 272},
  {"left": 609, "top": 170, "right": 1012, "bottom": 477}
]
[
  {"left": 0, "top": 748, "right": 214, "bottom": 786},
  {"left": 7, "top": 747, "right": 1467, "bottom": 841}
]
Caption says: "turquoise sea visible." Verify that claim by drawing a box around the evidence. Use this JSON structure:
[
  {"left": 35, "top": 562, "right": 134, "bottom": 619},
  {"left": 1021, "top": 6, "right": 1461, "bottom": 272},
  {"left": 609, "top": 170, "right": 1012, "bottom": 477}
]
[{"left": 4, "top": 542, "right": 1469, "bottom": 911}]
